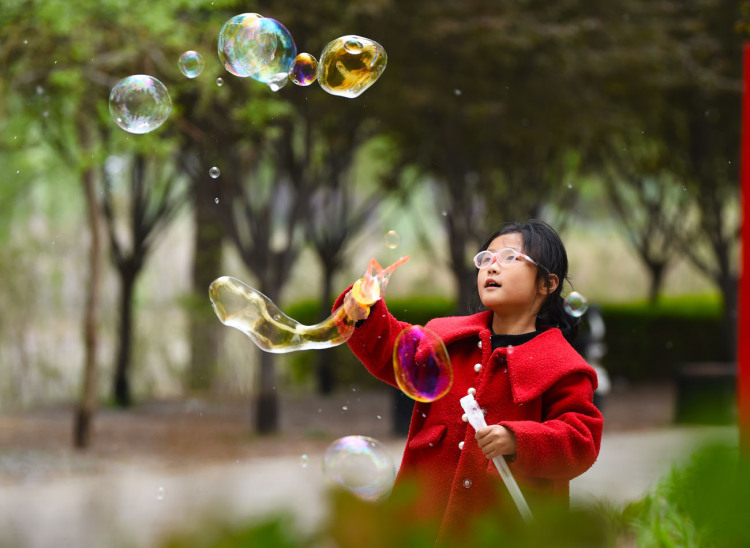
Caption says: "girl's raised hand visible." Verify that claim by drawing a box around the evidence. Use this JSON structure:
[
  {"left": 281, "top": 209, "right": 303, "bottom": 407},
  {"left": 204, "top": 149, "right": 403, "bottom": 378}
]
[{"left": 475, "top": 425, "right": 517, "bottom": 460}]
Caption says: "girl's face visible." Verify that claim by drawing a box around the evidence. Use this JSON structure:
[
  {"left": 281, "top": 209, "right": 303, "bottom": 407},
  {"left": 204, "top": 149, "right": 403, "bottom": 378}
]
[{"left": 477, "top": 233, "right": 549, "bottom": 319}]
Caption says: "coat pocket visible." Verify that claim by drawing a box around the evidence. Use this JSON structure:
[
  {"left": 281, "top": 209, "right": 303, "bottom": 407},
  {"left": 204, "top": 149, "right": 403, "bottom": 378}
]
[{"left": 407, "top": 424, "right": 447, "bottom": 450}]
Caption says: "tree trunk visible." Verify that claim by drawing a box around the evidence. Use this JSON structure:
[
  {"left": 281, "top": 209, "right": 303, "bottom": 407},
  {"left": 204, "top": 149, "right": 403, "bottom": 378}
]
[
  {"left": 255, "top": 349, "right": 278, "bottom": 433},
  {"left": 719, "top": 275, "right": 738, "bottom": 362},
  {"left": 316, "top": 262, "right": 336, "bottom": 395},
  {"left": 187, "top": 178, "right": 223, "bottom": 391},
  {"left": 113, "top": 268, "right": 136, "bottom": 407},
  {"left": 647, "top": 262, "right": 665, "bottom": 306},
  {"left": 73, "top": 163, "right": 102, "bottom": 448}
]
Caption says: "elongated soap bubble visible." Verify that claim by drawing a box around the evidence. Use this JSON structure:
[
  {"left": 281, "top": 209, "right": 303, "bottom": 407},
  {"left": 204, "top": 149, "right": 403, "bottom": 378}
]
[
  {"left": 109, "top": 75, "right": 171, "bottom": 134},
  {"left": 218, "top": 13, "right": 296, "bottom": 91},
  {"left": 393, "top": 325, "right": 452, "bottom": 402},
  {"left": 289, "top": 52, "right": 318, "bottom": 86},
  {"left": 209, "top": 256, "right": 409, "bottom": 353},
  {"left": 564, "top": 291, "right": 589, "bottom": 318},
  {"left": 317, "top": 35, "right": 387, "bottom": 98},
  {"left": 178, "top": 51, "right": 205, "bottom": 78},
  {"left": 323, "top": 435, "right": 395, "bottom": 502}
]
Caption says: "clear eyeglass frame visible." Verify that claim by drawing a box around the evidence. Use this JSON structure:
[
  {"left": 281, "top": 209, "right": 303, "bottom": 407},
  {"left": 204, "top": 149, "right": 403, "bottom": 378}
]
[{"left": 473, "top": 248, "right": 550, "bottom": 274}]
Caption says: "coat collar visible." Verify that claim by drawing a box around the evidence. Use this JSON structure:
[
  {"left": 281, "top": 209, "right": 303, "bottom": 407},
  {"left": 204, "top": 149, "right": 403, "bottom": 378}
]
[{"left": 426, "top": 311, "right": 598, "bottom": 404}]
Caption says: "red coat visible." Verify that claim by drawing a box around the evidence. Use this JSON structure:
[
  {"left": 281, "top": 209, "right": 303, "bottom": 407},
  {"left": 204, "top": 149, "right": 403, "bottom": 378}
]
[{"left": 335, "top": 293, "right": 603, "bottom": 537}]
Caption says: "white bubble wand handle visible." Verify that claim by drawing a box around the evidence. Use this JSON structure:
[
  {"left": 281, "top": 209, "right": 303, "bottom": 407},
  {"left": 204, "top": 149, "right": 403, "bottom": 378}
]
[{"left": 460, "top": 394, "right": 533, "bottom": 522}]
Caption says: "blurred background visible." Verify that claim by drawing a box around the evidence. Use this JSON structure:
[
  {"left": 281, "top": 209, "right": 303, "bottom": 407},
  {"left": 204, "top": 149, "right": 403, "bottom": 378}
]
[{"left": 0, "top": 0, "right": 746, "bottom": 546}]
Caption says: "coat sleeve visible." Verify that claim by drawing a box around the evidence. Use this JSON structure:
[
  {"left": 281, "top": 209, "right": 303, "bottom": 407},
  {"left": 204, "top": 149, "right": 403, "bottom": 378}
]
[
  {"left": 499, "top": 372, "right": 602, "bottom": 480},
  {"left": 331, "top": 287, "right": 413, "bottom": 388}
]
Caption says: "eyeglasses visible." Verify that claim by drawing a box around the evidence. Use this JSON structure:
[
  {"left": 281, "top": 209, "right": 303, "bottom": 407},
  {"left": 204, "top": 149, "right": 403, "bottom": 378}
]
[{"left": 473, "top": 248, "right": 550, "bottom": 274}]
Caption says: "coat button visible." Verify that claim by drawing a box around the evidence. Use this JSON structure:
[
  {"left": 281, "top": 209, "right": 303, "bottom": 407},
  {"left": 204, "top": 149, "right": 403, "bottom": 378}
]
[
  {"left": 477, "top": 340, "right": 482, "bottom": 349},
  {"left": 462, "top": 414, "right": 469, "bottom": 422},
  {"left": 474, "top": 363, "right": 482, "bottom": 373},
  {"left": 458, "top": 441, "right": 464, "bottom": 450},
  {"left": 467, "top": 387, "right": 476, "bottom": 396}
]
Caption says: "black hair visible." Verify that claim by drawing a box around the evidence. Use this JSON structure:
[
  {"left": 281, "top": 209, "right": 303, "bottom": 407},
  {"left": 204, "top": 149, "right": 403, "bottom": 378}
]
[{"left": 474, "top": 219, "right": 579, "bottom": 342}]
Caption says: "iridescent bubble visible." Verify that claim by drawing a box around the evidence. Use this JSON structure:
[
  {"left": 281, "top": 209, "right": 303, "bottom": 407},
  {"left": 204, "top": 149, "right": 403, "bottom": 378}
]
[
  {"left": 209, "top": 166, "right": 220, "bottom": 178},
  {"left": 564, "top": 291, "right": 589, "bottom": 318},
  {"left": 393, "top": 325, "right": 453, "bottom": 402},
  {"left": 218, "top": 13, "right": 297, "bottom": 91},
  {"left": 216, "top": 77, "right": 224, "bottom": 87},
  {"left": 384, "top": 230, "right": 400, "bottom": 249},
  {"left": 108, "top": 75, "right": 171, "bottom": 134},
  {"left": 323, "top": 435, "right": 395, "bottom": 501},
  {"left": 178, "top": 50, "right": 205, "bottom": 78},
  {"left": 317, "top": 35, "right": 387, "bottom": 98},
  {"left": 289, "top": 52, "right": 318, "bottom": 86},
  {"left": 209, "top": 257, "right": 409, "bottom": 353}
]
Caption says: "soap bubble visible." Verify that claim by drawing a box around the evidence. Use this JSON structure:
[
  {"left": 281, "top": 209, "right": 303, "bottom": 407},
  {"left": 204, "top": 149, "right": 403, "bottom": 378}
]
[
  {"left": 318, "top": 35, "right": 387, "bottom": 98},
  {"left": 218, "top": 13, "right": 296, "bottom": 91},
  {"left": 323, "top": 435, "right": 395, "bottom": 501},
  {"left": 109, "top": 75, "right": 171, "bottom": 134},
  {"left": 209, "top": 166, "right": 220, "bottom": 178},
  {"left": 564, "top": 291, "right": 589, "bottom": 318},
  {"left": 289, "top": 52, "right": 318, "bottom": 86},
  {"left": 178, "top": 51, "right": 205, "bottom": 78},
  {"left": 393, "top": 325, "right": 453, "bottom": 402},
  {"left": 384, "top": 230, "right": 400, "bottom": 249},
  {"left": 216, "top": 77, "right": 224, "bottom": 87}
]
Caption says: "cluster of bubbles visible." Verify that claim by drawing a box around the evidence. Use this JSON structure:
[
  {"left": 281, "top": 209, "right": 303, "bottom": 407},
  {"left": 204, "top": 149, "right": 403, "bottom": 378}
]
[
  {"left": 393, "top": 325, "right": 453, "bottom": 402},
  {"left": 322, "top": 435, "right": 395, "bottom": 501},
  {"left": 108, "top": 13, "right": 387, "bottom": 134},
  {"left": 217, "top": 13, "right": 387, "bottom": 97},
  {"left": 564, "top": 291, "right": 589, "bottom": 318}
]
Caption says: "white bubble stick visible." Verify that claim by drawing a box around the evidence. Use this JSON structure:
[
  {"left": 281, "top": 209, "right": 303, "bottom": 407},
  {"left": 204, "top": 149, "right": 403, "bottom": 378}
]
[{"left": 460, "top": 394, "right": 533, "bottom": 522}]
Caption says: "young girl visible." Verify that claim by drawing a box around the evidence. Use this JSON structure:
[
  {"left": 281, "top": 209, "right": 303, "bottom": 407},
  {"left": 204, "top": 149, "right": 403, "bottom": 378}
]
[{"left": 335, "top": 219, "right": 602, "bottom": 539}]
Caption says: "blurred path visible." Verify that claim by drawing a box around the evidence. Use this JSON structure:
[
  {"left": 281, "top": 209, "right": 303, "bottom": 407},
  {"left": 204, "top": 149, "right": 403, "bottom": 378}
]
[{"left": 0, "top": 426, "right": 737, "bottom": 547}]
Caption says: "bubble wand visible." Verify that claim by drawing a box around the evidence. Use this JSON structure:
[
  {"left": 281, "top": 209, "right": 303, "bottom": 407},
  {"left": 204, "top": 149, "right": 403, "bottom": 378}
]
[
  {"left": 208, "top": 256, "right": 409, "bottom": 353},
  {"left": 460, "top": 394, "right": 533, "bottom": 522}
]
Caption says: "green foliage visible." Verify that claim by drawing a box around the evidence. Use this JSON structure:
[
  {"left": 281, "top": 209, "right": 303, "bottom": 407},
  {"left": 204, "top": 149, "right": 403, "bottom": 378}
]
[{"left": 624, "top": 442, "right": 749, "bottom": 547}]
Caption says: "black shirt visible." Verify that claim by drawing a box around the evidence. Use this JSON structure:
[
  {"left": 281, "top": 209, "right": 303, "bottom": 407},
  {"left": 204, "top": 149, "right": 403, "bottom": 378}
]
[{"left": 490, "top": 330, "right": 542, "bottom": 351}]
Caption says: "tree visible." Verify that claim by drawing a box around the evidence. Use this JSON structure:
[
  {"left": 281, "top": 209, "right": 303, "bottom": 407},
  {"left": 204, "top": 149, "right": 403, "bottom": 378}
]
[{"left": 101, "top": 150, "right": 186, "bottom": 407}]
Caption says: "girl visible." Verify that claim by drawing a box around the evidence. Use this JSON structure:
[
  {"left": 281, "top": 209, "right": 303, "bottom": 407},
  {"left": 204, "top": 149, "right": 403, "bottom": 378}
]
[{"left": 336, "top": 219, "right": 602, "bottom": 540}]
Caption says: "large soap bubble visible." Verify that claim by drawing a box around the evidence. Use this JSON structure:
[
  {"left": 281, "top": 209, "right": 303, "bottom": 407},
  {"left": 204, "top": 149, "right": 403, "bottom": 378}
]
[
  {"left": 217, "top": 13, "right": 297, "bottom": 91},
  {"left": 323, "top": 435, "right": 395, "bottom": 502},
  {"left": 317, "top": 35, "right": 387, "bottom": 98},
  {"left": 393, "top": 325, "right": 453, "bottom": 402},
  {"left": 109, "top": 75, "right": 171, "bottom": 134}
]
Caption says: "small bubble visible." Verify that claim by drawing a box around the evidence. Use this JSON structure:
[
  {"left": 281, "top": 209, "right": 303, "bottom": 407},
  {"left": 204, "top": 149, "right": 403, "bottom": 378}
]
[
  {"left": 563, "top": 291, "right": 589, "bottom": 318},
  {"left": 209, "top": 166, "right": 220, "bottom": 178},
  {"left": 384, "top": 230, "right": 400, "bottom": 249},
  {"left": 216, "top": 77, "right": 224, "bottom": 87},
  {"left": 454, "top": 89, "right": 462, "bottom": 96},
  {"left": 376, "top": 415, "right": 382, "bottom": 419},
  {"left": 156, "top": 486, "right": 165, "bottom": 500},
  {"left": 214, "top": 197, "right": 219, "bottom": 204},
  {"left": 342, "top": 406, "right": 348, "bottom": 411},
  {"left": 300, "top": 454, "right": 309, "bottom": 468},
  {"left": 463, "top": 479, "right": 472, "bottom": 488}
]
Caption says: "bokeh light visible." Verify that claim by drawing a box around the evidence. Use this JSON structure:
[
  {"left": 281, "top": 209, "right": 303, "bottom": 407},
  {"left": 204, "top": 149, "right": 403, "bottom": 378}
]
[
  {"left": 178, "top": 50, "right": 205, "bottom": 78},
  {"left": 323, "top": 435, "right": 395, "bottom": 501},
  {"left": 393, "top": 325, "right": 453, "bottom": 402},
  {"left": 317, "top": 35, "right": 387, "bottom": 98},
  {"left": 217, "top": 13, "right": 297, "bottom": 91},
  {"left": 108, "top": 75, "right": 171, "bottom": 134}
]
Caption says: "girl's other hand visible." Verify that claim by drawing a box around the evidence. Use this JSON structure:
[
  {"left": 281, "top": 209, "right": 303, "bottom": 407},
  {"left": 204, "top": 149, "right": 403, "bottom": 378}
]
[
  {"left": 343, "top": 289, "right": 371, "bottom": 322},
  {"left": 475, "top": 425, "right": 517, "bottom": 460}
]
